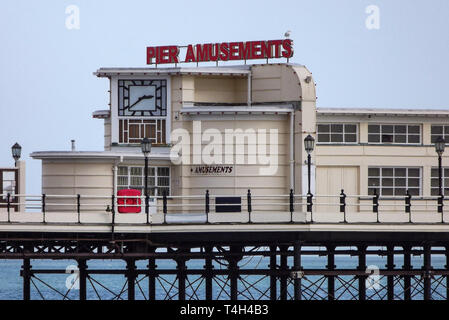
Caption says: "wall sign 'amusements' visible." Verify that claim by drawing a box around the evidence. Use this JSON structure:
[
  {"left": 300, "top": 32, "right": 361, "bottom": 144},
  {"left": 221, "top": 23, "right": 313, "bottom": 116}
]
[
  {"left": 146, "top": 39, "right": 294, "bottom": 64},
  {"left": 191, "top": 165, "right": 234, "bottom": 176}
]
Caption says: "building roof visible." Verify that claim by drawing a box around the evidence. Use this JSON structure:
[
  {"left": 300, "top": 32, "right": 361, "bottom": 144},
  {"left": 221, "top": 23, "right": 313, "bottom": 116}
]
[
  {"left": 317, "top": 107, "right": 449, "bottom": 117},
  {"left": 92, "top": 110, "right": 110, "bottom": 119},
  {"left": 30, "top": 151, "right": 178, "bottom": 161},
  {"left": 93, "top": 63, "right": 306, "bottom": 78},
  {"left": 94, "top": 65, "right": 251, "bottom": 77}
]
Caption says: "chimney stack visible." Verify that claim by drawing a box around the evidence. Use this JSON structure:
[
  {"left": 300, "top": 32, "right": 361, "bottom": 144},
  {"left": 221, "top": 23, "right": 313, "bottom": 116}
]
[{"left": 71, "top": 140, "right": 76, "bottom": 151}]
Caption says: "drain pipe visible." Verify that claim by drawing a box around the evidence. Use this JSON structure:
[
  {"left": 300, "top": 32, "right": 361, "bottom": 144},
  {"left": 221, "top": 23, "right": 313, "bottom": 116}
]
[
  {"left": 113, "top": 155, "right": 124, "bottom": 196},
  {"left": 290, "top": 111, "right": 295, "bottom": 191}
]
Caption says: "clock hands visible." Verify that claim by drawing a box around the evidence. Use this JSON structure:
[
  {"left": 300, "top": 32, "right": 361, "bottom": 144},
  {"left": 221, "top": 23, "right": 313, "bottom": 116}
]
[{"left": 128, "top": 94, "right": 154, "bottom": 109}]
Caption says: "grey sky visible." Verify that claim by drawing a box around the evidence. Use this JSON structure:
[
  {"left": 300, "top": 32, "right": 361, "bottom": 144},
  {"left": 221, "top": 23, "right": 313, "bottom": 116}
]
[{"left": 0, "top": 0, "right": 448, "bottom": 195}]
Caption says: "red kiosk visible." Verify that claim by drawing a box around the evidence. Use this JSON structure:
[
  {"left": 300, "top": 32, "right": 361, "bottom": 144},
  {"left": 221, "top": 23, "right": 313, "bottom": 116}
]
[{"left": 117, "top": 189, "right": 142, "bottom": 213}]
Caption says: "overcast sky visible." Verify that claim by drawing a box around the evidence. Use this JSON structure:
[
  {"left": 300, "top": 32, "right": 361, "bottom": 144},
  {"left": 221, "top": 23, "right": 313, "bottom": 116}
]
[{"left": 1, "top": 0, "right": 448, "bottom": 194}]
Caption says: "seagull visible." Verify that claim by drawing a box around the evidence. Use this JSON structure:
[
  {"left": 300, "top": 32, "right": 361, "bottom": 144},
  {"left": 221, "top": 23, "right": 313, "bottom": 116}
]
[{"left": 284, "top": 30, "right": 291, "bottom": 38}]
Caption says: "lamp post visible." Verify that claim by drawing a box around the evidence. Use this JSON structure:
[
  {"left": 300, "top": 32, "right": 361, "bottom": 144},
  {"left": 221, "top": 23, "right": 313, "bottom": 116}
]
[
  {"left": 11, "top": 143, "right": 22, "bottom": 167},
  {"left": 435, "top": 137, "right": 446, "bottom": 197},
  {"left": 304, "top": 135, "right": 315, "bottom": 195},
  {"left": 141, "top": 138, "right": 152, "bottom": 223}
]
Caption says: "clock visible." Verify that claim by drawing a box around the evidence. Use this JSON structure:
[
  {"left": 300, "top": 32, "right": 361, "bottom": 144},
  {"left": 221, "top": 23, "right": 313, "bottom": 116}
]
[{"left": 118, "top": 80, "right": 167, "bottom": 116}]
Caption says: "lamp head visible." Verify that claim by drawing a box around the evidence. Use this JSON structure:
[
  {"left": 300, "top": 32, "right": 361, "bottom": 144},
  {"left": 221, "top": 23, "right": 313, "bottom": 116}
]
[
  {"left": 11, "top": 143, "right": 22, "bottom": 162},
  {"left": 435, "top": 136, "right": 445, "bottom": 156},
  {"left": 141, "top": 138, "right": 152, "bottom": 157},
  {"left": 304, "top": 135, "right": 315, "bottom": 154}
]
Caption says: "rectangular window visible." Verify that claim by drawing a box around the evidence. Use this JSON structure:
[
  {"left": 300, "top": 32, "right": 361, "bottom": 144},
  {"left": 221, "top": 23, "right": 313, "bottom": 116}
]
[
  {"left": 431, "top": 125, "right": 449, "bottom": 144},
  {"left": 431, "top": 167, "right": 449, "bottom": 196},
  {"left": 368, "top": 124, "right": 421, "bottom": 144},
  {"left": 317, "top": 123, "right": 358, "bottom": 144},
  {"left": 368, "top": 167, "right": 421, "bottom": 196},
  {"left": 117, "top": 166, "right": 170, "bottom": 196},
  {"left": 119, "top": 119, "right": 166, "bottom": 144}
]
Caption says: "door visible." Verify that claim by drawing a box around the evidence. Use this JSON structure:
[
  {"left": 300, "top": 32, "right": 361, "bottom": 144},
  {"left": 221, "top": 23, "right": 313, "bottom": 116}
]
[
  {"left": 315, "top": 166, "right": 359, "bottom": 213},
  {"left": 0, "top": 169, "right": 18, "bottom": 211}
]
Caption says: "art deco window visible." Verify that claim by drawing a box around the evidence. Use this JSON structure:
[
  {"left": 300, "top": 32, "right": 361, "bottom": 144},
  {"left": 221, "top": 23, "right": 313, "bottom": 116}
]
[
  {"left": 317, "top": 124, "right": 358, "bottom": 143},
  {"left": 368, "top": 124, "right": 421, "bottom": 144},
  {"left": 431, "top": 125, "right": 449, "bottom": 144},
  {"left": 118, "top": 79, "right": 167, "bottom": 144},
  {"left": 368, "top": 167, "right": 421, "bottom": 196},
  {"left": 431, "top": 167, "right": 449, "bottom": 196},
  {"left": 117, "top": 166, "right": 170, "bottom": 196}
]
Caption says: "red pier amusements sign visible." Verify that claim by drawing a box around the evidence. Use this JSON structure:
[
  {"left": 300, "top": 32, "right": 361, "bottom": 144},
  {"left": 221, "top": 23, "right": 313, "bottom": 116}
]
[{"left": 146, "top": 39, "right": 293, "bottom": 65}]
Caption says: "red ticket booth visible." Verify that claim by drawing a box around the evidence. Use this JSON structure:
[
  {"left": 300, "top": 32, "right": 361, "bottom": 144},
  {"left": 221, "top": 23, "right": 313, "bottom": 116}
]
[{"left": 117, "top": 189, "right": 142, "bottom": 213}]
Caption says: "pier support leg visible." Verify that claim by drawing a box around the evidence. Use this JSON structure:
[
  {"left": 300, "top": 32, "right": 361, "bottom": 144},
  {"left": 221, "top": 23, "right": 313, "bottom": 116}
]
[
  {"left": 176, "top": 248, "right": 190, "bottom": 301},
  {"left": 386, "top": 245, "right": 395, "bottom": 300},
  {"left": 358, "top": 245, "right": 367, "bottom": 301},
  {"left": 293, "top": 242, "right": 302, "bottom": 301},
  {"left": 126, "top": 259, "right": 136, "bottom": 301},
  {"left": 78, "top": 259, "right": 87, "bottom": 301},
  {"left": 423, "top": 244, "right": 432, "bottom": 300},
  {"left": 327, "top": 245, "right": 335, "bottom": 301},
  {"left": 21, "top": 258, "right": 31, "bottom": 301},
  {"left": 403, "top": 245, "right": 412, "bottom": 300},
  {"left": 204, "top": 246, "right": 213, "bottom": 300},
  {"left": 279, "top": 245, "right": 288, "bottom": 300},
  {"left": 269, "top": 246, "right": 277, "bottom": 300},
  {"left": 177, "top": 256, "right": 187, "bottom": 301},
  {"left": 148, "top": 253, "right": 156, "bottom": 300},
  {"left": 228, "top": 246, "right": 242, "bottom": 300}
]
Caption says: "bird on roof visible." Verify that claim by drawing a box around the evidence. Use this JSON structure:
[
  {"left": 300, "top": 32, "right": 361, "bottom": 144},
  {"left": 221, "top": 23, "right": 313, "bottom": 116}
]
[{"left": 284, "top": 30, "right": 291, "bottom": 38}]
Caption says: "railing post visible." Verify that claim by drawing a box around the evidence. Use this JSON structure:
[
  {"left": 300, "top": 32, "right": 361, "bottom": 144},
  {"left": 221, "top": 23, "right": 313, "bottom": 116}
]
[
  {"left": 6, "top": 193, "right": 10, "bottom": 223},
  {"left": 438, "top": 194, "right": 444, "bottom": 223},
  {"left": 146, "top": 194, "right": 150, "bottom": 225},
  {"left": 42, "top": 194, "right": 46, "bottom": 223},
  {"left": 373, "top": 189, "right": 379, "bottom": 223},
  {"left": 307, "top": 192, "right": 313, "bottom": 223},
  {"left": 163, "top": 191, "right": 167, "bottom": 224},
  {"left": 205, "top": 190, "right": 210, "bottom": 223},
  {"left": 340, "top": 189, "right": 347, "bottom": 223},
  {"left": 289, "top": 189, "right": 294, "bottom": 223},
  {"left": 405, "top": 190, "right": 412, "bottom": 223},
  {"left": 247, "top": 189, "right": 252, "bottom": 223},
  {"left": 77, "top": 194, "right": 81, "bottom": 224}
]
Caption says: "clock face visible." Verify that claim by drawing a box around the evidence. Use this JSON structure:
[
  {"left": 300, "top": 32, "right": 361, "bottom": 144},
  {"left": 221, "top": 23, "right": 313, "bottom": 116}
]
[{"left": 118, "top": 80, "right": 167, "bottom": 116}]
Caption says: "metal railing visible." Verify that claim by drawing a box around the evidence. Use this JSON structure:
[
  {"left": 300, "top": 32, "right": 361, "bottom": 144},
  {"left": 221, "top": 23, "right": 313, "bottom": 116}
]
[{"left": 0, "top": 189, "right": 448, "bottom": 225}]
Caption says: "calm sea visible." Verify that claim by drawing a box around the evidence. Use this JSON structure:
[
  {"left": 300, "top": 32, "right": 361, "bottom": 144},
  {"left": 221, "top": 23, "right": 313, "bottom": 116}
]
[{"left": 0, "top": 248, "right": 446, "bottom": 300}]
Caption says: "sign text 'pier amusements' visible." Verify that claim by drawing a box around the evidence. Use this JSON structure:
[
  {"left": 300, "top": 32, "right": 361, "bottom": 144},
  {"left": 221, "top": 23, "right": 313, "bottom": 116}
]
[{"left": 146, "top": 39, "right": 293, "bottom": 65}]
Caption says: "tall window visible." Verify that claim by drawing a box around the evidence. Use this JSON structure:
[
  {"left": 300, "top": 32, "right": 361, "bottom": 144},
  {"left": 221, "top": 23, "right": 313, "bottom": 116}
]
[
  {"left": 368, "top": 124, "right": 421, "bottom": 144},
  {"left": 317, "top": 124, "right": 358, "bottom": 143},
  {"left": 368, "top": 167, "right": 421, "bottom": 196},
  {"left": 431, "top": 125, "right": 449, "bottom": 143},
  {"left": 117, "top": 166, "right": 170, "bottom": 196},
  {"left": 431, "top": 167, "right": 449, "bottom": 196}
]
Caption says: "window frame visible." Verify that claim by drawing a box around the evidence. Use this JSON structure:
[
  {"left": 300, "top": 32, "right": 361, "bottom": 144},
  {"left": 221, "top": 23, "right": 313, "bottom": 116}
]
[
  {"left": 430, "top": 167, "right": 449, "bottom": 196},
  {"left": 430, "top": 125, "right": 449, "bottom": 144},
  {"left": 117, "top": 166, "right": 170, "bottom": 197},
  {"left": 367, "top": 124, "right": 422, "bottom": 145},
  {"left": 316, "top": 123, "right": 359, "bottom": 144},
  {"left": 368, "top": 166, "right": 422, "bottom": 197}
]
